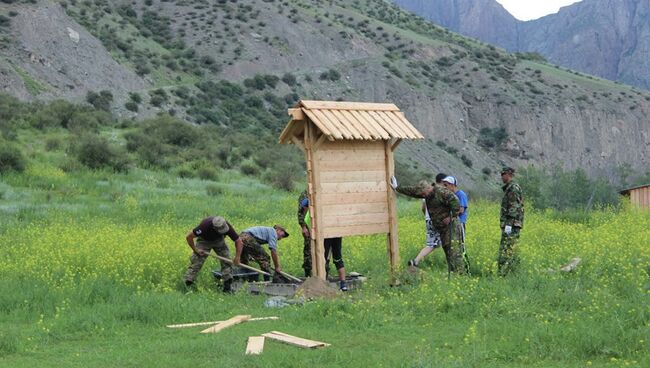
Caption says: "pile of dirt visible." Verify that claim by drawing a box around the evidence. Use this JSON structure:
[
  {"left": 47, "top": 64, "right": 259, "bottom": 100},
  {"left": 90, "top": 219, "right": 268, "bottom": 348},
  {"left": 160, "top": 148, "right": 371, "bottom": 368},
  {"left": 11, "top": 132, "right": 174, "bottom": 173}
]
[{"left": 294, "top": 277, "right": 339, "bottom": 299}]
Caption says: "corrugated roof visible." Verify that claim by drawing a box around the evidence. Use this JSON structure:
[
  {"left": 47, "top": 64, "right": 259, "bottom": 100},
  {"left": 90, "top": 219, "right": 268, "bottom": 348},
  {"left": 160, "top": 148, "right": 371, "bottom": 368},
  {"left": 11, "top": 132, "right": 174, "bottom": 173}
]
[
  {"left": 619, "top": 183, "right": 650, "bottom": 195},
  {"left": 279, "top": 100, "right": 424, "bottom": 143}
]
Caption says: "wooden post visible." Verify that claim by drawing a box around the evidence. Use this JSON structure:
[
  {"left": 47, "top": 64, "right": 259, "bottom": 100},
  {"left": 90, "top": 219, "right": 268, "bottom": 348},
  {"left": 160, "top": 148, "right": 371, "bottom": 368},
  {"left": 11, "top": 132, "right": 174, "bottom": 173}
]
[
  {"left": 385, "top": 140, "right": 400, "bottom": 285},
  {"left": 305, "top": 122, "right": 326, "bottom": 279}
]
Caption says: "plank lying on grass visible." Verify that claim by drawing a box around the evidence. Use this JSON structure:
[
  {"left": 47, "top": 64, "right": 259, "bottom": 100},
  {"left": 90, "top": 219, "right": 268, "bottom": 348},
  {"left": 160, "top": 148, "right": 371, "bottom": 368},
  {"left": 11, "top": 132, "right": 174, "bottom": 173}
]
[
  {"left": 245, "top": 336, "right": 265, "bottom": 355},
  {"left": 261, "top": 331, "right": 330, "bottom": 349},
  {"left": 200, "top": 315, "right": 251, "bottom": 334},
  {"left": 166, "top": 316, "right": 279, "bottom": 329}
]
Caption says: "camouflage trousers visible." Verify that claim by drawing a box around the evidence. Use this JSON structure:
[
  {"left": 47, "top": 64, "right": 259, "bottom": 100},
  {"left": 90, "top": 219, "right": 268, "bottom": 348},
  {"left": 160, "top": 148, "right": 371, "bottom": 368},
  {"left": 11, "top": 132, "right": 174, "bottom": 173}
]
[
  {"left": 240, "top": 233, "right": 272, "bottom": 275},
  {"left": 438, "top": 218, "right": 469, "bottom": 275},
  {"left": 302, "top": 232, "right": 312, "bottom": 277},
  {"left": 497, "top": 227, "right": 521, "bottom": 276},
  {"left": 184, "top": 238, "right": 232, "bottom": 283}
]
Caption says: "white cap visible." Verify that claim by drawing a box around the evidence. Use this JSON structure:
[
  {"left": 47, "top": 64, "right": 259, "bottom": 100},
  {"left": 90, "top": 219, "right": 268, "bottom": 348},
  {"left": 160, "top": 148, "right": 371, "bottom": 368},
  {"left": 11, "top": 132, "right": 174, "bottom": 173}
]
[{"left": 442, "top": 176, "right": 457, "bottom": 185}]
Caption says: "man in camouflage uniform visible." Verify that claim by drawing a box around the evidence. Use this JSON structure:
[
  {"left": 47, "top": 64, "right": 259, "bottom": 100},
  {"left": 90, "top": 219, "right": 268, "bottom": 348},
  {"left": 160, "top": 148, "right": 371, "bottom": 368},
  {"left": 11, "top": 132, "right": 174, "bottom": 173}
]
[
  {"left": 391, "top": 176, "right": 468, "bottom": 275},
  {"left": 297, "top": 190, "right": 312, "bottom": 277},
  {"left": 184, "top": 216, "right": 243, "bottom": 293},
  {"left": 498, "top": 166, "right": 525, "bottom": 276},
  {"left": 239, "top": 225, "right": 289, "bottom": 281}
]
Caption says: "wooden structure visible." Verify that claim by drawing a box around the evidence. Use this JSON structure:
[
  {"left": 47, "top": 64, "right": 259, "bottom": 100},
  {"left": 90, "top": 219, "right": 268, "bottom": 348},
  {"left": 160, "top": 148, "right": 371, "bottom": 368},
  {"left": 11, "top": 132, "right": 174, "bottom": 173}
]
[
  {"left": 620, "top": 184, "right": 650, "bottom": 208},
  {"left": 279, "top": 100, "right": 424, "bottom": 280}
]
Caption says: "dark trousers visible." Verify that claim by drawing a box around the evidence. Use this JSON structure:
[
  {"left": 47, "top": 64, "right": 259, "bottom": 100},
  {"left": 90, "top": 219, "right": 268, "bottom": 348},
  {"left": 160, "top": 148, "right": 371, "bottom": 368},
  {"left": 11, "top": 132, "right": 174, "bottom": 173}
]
[{"left": 324, "top": 237, "right": 344, "bottom": 272}]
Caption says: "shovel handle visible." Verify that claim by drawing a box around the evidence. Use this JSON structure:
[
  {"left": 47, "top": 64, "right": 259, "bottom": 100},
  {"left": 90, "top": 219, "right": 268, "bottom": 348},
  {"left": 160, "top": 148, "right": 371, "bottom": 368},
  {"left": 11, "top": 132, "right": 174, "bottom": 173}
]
[{"left": 209, "top": 254, "right": 271, "bottom": 276}]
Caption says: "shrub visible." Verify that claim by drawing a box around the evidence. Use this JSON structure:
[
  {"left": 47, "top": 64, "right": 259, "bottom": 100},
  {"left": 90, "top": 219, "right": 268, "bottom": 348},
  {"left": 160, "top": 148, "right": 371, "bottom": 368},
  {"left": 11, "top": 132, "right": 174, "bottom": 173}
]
[
  {"left": 125, "top": 101, "right": 138, "bottom": 112},
  {"left": 281, "top": 73, "right": 297, "bottom": 86},
  {"left": 477, "top": 127, "right": 508, "bottom": 150},
  {"left": 0, "top": 142, "right": 26, "bottom": 173},
  {"left": 197, "top": 165, "right": 219, "bottom": 181},
  {"left": 481, "top": 167, "right": 492, "bottom": 176},
  {"left": 75, "top": 134, "right": 130, "bottom": 172},
  {"left": 45, "top": 137, "right": 63, "bottom": 151},
  {"left": 460, "top": 154, "right": 472, "bottom": 168},
  {"left": 239, "top": 159, "right": 259, "bottom": 176},
  {"left": 86, "top": 90, "right": 113, "bottom": 112}
]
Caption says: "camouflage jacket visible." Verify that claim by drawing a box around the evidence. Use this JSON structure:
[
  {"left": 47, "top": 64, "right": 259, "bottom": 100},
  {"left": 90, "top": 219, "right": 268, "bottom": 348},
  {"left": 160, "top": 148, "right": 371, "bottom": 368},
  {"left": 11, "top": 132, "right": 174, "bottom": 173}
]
[
  {"left": 297, "top": 190, "right": 309, "bottom": 227},
  {"left": 397, "top": 184, "right": 460, "bottom": 230},
  {"left": 500, "top": 181, "right": 524, "bottom": 228}
]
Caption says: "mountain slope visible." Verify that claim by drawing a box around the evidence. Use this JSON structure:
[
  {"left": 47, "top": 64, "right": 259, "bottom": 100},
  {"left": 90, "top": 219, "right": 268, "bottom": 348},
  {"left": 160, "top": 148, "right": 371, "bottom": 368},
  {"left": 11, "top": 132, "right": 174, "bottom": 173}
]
[
  {"left": 1, "top": 0, "right": 649, "bottom": 189},
  {"left": 393, "top": 0, "right": 650, "bottom": 91}
]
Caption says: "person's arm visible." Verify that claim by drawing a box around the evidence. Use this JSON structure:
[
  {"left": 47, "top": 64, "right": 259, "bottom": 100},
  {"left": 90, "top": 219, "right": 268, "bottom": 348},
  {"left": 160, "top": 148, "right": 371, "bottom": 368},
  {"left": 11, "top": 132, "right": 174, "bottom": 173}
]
[
  {"left": 233, "top": 237, "right": 243, "bottom": 265},
  {"left": 270, "top": 248, "right": 281, "bottom": 273},
  {"left": 186, "top": 232, "right": 206, "bottom": 256},
  {"left": 396, "top": 185, "right": 426, "bottom": 199},
  {"left": 298, "top": 197, "right": 310, "bottom": 237}
]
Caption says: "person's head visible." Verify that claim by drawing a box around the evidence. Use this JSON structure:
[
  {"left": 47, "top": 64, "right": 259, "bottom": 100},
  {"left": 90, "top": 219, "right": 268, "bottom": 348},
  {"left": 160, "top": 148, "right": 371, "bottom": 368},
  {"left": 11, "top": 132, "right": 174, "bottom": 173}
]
[
  {"left": 416, "top": 180, "right": 434, "bottom": 196},
  {"left": 501, "top": 166, "right": 515, "bottom": 184},
  {"left": 434, "top": 172, "right": 447, "bottom": 184},
  {"left": 274, "top": 225, "right": 289, "bottom": 239},
  {"left": 441, "top": 176, "right": 458, "bottom": 192},
  {"left": 211, "top": 216, "right": 229, "bottom": 234}
]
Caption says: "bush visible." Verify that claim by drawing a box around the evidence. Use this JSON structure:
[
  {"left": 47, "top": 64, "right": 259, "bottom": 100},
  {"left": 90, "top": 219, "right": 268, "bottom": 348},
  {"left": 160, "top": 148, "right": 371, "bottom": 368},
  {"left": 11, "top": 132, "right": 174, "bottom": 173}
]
[
  {"left": 281, "top": 73, "right": 297, "bottom": 86},
  {"left": 239, "top": 159, "right": 260, "bottom": 176},
  {"left": 75, "top": 134, "right": 130, "bottom": 172},
  {"left": 205, "top": 183, "right": 224, "bottom": 196},
  {"left": 477, "top": 127, "right": 508, "bottom": 149},
  {"left": 125, "top": 101, "right": 138, "bottom": 112},
  {"left": 0, "top": 142, "right": 26, "bottom": 173},
  {"left": 460, "top": 154, "right": 472, "bottom": 168},
  {"left": 197, "top": 165, "right": 219, "bottom": 181},
  {"left": 86, "top": 90, "right": 113, "bottom": 112}
]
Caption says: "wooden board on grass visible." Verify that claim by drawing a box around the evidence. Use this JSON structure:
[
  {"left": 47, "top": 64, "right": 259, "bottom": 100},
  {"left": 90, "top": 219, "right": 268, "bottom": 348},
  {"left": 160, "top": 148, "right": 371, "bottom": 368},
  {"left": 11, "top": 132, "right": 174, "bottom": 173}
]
[
  {"left": 261, "top": 331, "right": 330, "bottom": 349},
  {"left": 200, "top": 315, "right": 251, "bottom": 334},
  {"left": 245, "top": 336, "right": 265, "bottom": 355},
  {"left": 166, "top": 316, "right": 278, "bottom": 329}
]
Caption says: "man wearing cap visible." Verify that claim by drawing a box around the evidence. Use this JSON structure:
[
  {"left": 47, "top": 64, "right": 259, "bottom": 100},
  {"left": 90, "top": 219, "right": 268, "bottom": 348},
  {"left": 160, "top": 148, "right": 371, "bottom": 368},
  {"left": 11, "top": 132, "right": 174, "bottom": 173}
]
[
  {"left": 441, "top": 176, "right": 469, "bottom": 231},
  {"left": 391, "top": 176, "right": 468, "bottom": 275},
  {"left": 239, "top": 225, "right": 289, "bottom": 281},
  {"left": 184, "top": 216, "right": 243, "bottom": 292},
  {"left": 498, "top": 166, "right": 525, "bottom": 276}
]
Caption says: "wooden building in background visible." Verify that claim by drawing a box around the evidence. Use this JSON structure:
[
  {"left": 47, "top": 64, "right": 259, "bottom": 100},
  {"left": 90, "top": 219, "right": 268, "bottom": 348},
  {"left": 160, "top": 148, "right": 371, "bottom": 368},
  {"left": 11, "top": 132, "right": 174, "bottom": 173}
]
[
  {"left": 620, "top": 184, "right": 650, "bottom": 208},
  {"left": 279, "top": 100, "right": 423, "bottom": 281}
]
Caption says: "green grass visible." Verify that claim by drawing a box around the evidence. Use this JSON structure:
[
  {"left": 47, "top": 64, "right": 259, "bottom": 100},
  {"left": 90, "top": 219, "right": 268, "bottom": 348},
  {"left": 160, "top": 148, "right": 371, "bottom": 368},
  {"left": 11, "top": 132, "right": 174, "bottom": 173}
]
[
  {"left": 10, "top": 64, "right": 48, "bottom": 95},
  {"left": 0, "top": 154, "right": 648, "bottom": 367}
]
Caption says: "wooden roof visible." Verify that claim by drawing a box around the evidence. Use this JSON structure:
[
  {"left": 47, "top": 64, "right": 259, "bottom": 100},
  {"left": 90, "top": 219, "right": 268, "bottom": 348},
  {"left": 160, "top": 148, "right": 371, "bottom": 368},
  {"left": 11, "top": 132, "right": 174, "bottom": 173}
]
[{"left": 279, "top": 100, "right": 424, "bottom": 143}]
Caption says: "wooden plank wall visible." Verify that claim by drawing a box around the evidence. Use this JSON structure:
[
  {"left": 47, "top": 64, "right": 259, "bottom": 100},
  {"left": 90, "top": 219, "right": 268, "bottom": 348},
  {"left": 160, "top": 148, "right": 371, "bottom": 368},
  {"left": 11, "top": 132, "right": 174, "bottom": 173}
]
[
  {"left": 315, "top": 140, "right": 390, "bottom": 238},
  {"left": 630, "top": 186, "right": 650, "bottom": 208}
]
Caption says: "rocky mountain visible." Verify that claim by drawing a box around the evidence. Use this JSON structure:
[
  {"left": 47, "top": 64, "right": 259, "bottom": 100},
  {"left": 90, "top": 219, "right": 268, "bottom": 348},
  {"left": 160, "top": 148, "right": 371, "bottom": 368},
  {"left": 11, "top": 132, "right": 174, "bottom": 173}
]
[
  {"left": 1, "top": 0, "right": 649, "bottom": 188},
  {"left": 393, "top": 0, "right": 650, "bottom": 91}
]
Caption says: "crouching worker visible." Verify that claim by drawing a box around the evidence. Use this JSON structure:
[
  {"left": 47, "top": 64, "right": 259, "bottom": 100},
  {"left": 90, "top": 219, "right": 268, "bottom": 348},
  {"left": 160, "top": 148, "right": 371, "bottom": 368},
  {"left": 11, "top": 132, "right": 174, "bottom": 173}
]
[
  {"left": 184, "top": 216, "right": 243, "bottom": 293},
  {"left": 239, "top": 225, "right": 289, "bottom": 281}
]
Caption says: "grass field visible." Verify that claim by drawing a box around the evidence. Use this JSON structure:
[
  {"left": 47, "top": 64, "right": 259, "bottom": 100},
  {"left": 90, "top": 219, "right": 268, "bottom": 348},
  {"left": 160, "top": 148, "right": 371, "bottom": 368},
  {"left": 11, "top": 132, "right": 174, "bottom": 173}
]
[{"left": 0, "top": 166, "right": 649, "bottom": 367}]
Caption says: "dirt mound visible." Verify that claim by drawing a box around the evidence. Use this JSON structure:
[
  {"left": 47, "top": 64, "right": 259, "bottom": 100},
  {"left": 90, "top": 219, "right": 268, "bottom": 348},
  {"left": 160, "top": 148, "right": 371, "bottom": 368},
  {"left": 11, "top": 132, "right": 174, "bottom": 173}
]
[{"left": 295, "top": 277, "right": 339, "bottom": 299}]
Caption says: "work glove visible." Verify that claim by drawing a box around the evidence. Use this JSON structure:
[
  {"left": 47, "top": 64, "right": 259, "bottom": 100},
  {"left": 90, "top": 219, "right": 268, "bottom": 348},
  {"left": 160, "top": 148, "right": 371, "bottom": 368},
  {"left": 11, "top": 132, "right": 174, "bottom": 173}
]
[
  {"left": 504, "top": 225, "right": 512, "bottom": 235},
  {"left": 389, "top": 175, "right": 398, "bottom": 190}
]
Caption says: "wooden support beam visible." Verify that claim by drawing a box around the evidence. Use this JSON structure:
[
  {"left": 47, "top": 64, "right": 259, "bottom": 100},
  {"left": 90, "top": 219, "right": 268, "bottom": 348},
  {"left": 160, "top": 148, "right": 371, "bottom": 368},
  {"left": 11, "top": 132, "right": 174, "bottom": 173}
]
[
  {"left": 200, "top": 315, "right": 251, "bottom": 334},
  {"left": 290, "top": 135, "right": 305, "bottom": 153},
  {"left": 390, "top": 138, "right": 402, "bottom": 152},
  {"left": 246, "top": 336, "right": 265, "bottom": 355},
  {"left": 384, "top": 141, "right": 400, "bottom": 285},
  {"left": 312, "top": 132, "right": 329, "bottom": 152},
  {"left": 261, "top": 331, "right": 330, "bottom": 349}
]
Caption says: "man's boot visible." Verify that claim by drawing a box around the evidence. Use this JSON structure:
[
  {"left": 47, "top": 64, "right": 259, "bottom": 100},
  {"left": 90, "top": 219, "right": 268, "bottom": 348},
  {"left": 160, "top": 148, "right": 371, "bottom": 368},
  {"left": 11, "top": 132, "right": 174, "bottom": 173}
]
[{"left": 222, "top": 279, "right": 234, "bottom": 293}]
